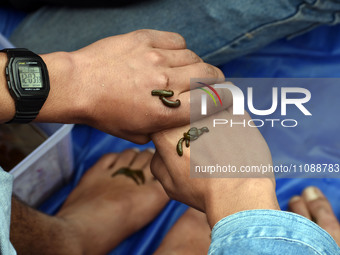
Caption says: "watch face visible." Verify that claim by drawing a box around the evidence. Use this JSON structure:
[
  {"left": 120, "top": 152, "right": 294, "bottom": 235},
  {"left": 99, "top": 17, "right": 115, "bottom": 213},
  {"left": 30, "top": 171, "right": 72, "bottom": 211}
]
[{"left": 17, "top": 61, "right": 44, "bottom": 90}]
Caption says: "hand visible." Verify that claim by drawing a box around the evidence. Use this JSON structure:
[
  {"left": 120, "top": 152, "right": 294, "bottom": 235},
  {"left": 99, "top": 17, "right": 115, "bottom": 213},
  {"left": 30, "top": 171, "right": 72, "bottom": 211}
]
[
  {"left": 36, "top": 29, "right": 224, "bottom": 143},
  {"left": 151, "top": 108, "right": 280, "bottom": 227}
]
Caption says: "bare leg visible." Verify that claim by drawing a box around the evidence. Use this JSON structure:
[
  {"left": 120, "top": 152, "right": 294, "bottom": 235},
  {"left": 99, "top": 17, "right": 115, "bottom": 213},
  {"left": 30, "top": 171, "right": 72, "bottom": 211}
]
[
  {"left": 154, "top": 208, "right": 211, "bottom": 255},
  {"left": 10, "top": 149, "right": 169, "bottom": 255}
]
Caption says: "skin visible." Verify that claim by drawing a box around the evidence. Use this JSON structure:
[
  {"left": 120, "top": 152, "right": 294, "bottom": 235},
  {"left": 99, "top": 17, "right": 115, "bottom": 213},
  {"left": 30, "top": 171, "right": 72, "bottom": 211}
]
[
  {"left": 151, "top": 109, "right": 280, "bottom": 228},
  {"left": 0, "top": 29, "right": 224, "bottom": 144},
  {"left": 10, "top": 149, "right": 169, "bottom": 255}
]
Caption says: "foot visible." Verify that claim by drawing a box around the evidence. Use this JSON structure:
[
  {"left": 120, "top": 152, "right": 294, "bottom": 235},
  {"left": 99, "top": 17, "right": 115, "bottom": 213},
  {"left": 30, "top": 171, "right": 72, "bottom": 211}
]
[
  {"left": 154, "top": 208, "right": 211, "bottom": 255},
  {"left": 289, "top": 186, "right": 340, "bottom": 246},
  {"left": 56, "top": 149, "right": 169, "bottom": 255}
]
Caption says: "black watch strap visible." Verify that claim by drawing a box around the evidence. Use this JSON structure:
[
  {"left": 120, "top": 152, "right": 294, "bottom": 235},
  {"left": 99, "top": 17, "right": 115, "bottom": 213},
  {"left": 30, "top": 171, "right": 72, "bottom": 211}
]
[
  {"left": 1, "top": 48, "right": 49, "bottom": 124},
  {"left": 1, "top": 48, "right": 36, "bottom": 58}
]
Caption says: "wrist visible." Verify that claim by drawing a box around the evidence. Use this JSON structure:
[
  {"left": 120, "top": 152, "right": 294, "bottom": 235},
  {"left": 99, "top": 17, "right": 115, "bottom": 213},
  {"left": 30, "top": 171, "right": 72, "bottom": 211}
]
[
  {"left": 36, "top": 51, "right": 87, "bottom": 124},
  {"left": 205, "top": 178, "right": 280, "bottom": 228},
  {"left": 0, "top": 52, "right": 15, "bottom": 123}
]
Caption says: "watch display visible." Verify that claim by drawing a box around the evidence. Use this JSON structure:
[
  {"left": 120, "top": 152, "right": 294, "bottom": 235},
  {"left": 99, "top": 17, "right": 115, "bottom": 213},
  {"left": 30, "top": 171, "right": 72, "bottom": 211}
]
[{"left": 18, "top": 62, "right": 43, "bottom": 89}]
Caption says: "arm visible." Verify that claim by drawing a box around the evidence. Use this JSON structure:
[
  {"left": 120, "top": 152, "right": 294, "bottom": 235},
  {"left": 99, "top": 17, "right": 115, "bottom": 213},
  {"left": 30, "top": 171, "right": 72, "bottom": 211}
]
[
  {"left": 0, "top": 30, "right": 224, "bottom": 143},
  {"left": 150, "top": 106, "right": 339, "bottom": 254}
]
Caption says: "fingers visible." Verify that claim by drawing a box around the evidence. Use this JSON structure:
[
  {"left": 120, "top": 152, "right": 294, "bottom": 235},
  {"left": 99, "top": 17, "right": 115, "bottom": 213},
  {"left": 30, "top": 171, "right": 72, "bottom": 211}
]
[
  {"left": 178, "top": 83, "right": 235, "bottom": 124},
  {"left": 130, "top": 148, "right": 155, "bottom": 181},
  {"left": 168, "top": 63, "right": 225, "bottom": 92},
  {"left": 302, "top": 187, "right": 340, "bottom": 244},
  {"left": 288, "top": 196, "right": 312, "bottom": 220},
  {"left": 95, "top": 153, "right": 120, "bottom": 171},
  {"left": 132, "top": 29, "right": 186, "bottom": 50},
  {"left": 289, "top": 186, "right": 340, "bottom": 246},
  {"left": 158, "top": 49, "right": 202, "bottom": 67},
  {"left": 109, "top": 149, "right": 139, "bottom": 173}
]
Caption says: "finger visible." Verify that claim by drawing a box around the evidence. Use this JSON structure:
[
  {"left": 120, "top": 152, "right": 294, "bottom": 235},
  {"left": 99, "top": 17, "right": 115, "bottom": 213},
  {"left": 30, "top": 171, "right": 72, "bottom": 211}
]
[
  {"left": 288, "top": 196, "right": 312, "bottom": 220},
  {"left": 109, "top": 148, "right": 139, "bottom": 173},
  {"left": 178, "top": 82, "right": 235, "bottom": 124},
  {"left": 168, "top": 63, "right": 225, "bottom": 92},
  {"left": 158, "top": 49, "right": 202, "bottom": 67},
  {"left": 95, "top": 153, "right": 119, "bottom": 171},
  {"left": 302, "top": 186, "right": 340, "bottom": 245},
  {"left": 130, "top": 148, "right": 155, "bottom": 182},
  {"left": 132, "top": 29, "right": 186, "bottom": 49}
]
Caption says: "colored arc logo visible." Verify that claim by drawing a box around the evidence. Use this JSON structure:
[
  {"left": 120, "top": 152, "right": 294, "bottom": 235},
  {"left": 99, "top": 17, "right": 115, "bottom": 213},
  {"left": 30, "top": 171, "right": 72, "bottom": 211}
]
[{"left": 197, "top": 82, "right": 223, "bottom": 106}]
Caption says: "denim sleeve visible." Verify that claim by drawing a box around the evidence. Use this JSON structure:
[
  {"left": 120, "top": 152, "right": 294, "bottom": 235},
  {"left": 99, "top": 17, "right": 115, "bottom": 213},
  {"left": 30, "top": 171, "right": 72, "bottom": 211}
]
[
  {"left": 0, "top": 168, "right": 16, "bottom": 255},
  {"left": 209, "top": 210, "right": 340, "bottom": 255}
]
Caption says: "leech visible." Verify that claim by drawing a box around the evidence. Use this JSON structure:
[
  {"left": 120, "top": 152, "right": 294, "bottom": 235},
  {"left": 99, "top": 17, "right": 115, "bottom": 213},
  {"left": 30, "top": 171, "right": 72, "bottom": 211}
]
[
  {"left": 177, "top": 138, "right": 185, "bottom": 156},
  {"left": 112, "top": 167, "right": 145, "bottom": 185},
  {"left": 151, "top": 89, "right": 174, "bottom": 97},
  {"left": 185, "top": 139, "right": 190, "bottom": 148},
  {"left": 160, "top": 96, "right": 181, "bottom": 108},
  {"left": 151, "top": 89, "right": 181, "bottom": 108},
  {"left": 176, "top": 127, "right": 210, "bottom": 156}
]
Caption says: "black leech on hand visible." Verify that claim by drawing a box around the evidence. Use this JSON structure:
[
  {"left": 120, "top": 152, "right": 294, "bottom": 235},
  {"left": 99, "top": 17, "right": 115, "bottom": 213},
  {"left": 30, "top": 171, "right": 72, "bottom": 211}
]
[
  {"left": 160, "top": 96, "right": 181, "bottom": 108},
  {"left": 151, "top": 89, "right": 181, "bottom": 108},
  {"left": 177, "top": 138, "right": 185, "bottom": 156},
  {"left": 177, "top": 127, "right": 209, "bottom": 156},
  {"left": 112, "top": 167, "right": 145, "bottom": 185},
  {"left": 151, "top": 90, "right": 174, "bottom": 97}
]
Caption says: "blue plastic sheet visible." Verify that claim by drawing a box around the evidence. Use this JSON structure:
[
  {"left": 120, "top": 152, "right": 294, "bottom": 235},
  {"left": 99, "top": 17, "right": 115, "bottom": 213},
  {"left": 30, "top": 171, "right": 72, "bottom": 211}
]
[
  {"left": 1, "top": 8, "right": 340, "bottom": 254},
  {"left": 220, "top": 24, "right": 340, "bottom": 217}
]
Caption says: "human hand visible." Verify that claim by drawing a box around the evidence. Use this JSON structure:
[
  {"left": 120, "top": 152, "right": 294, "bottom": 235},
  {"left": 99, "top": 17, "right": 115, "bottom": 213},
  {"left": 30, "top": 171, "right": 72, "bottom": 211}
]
[
  {"left": 151, "top": 107, "right": 280, "bottom": 227},
  {"left": 36, "top": 29, "right": 224, "bottom": 143}
]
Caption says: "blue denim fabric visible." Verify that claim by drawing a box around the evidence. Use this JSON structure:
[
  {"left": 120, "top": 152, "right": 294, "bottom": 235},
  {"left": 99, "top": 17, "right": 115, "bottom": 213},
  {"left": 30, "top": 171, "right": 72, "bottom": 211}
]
[
  {"left": 0, "top": 169, "right": 16, "bottom": 255},
  {"left": 210, "top": 210, "right": 340, "bottom": 255},
  {"left": 9, "top": 0, "right": 340, "bottom": 65}
]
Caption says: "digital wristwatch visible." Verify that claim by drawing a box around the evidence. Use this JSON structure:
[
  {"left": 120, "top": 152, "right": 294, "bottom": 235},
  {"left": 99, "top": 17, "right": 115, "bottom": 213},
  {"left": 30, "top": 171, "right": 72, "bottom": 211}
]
[{"left": 1, "top": 48, "right": 50, "bottom": 123}]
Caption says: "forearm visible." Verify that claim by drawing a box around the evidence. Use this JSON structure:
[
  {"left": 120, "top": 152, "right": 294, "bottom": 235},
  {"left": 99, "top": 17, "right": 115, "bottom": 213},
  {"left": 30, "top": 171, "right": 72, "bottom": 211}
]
[{"left": 10, "top": 197, "right": 82, "bottom": 255}]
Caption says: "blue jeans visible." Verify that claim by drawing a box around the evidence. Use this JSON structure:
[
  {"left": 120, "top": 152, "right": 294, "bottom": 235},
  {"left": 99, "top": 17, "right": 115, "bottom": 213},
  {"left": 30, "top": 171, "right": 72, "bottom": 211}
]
[
  {"left": 210, "top": 210, "right": 340, "bottom": 254},
  {"left": 10, "top": 0, "right": 340, "bottom": 65}
]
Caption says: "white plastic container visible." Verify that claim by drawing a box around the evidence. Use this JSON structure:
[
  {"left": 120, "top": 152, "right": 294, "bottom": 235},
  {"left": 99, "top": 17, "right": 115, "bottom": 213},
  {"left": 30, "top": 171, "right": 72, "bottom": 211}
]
[{"left": 10, "top": 124, "right": 74, "bottom": 207}]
